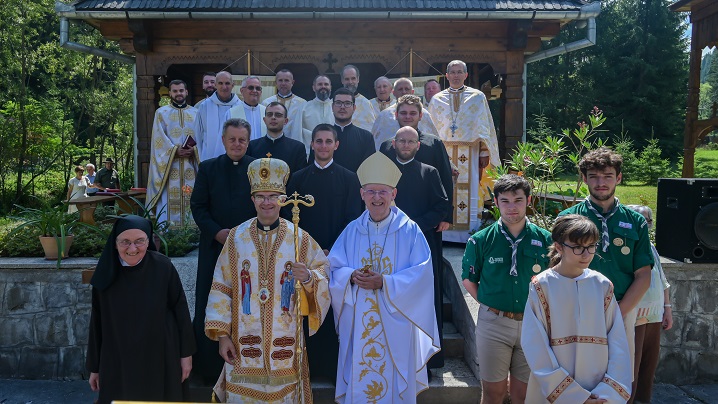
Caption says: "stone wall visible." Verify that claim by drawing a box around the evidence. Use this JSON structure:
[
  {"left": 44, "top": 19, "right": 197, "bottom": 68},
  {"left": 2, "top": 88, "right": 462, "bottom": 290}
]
[{"left": 0, "top": 251, "right": 198, "bottom": 380}]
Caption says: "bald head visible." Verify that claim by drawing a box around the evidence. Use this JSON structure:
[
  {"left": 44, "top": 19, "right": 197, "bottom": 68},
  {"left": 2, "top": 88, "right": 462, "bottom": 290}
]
[
  {"left": 215, "top": 71, "right": 234, "bottom": 100},
  {"left": 392, "top": 78, "right": 414, "bottom": 98},
  {"left": 393, "top": 126, "right": 420, "bottom": 162}
]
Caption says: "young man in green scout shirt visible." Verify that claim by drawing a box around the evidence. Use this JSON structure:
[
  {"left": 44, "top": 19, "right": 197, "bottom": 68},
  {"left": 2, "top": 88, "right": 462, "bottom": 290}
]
[
  {"left": 558, "top": 147, "right": 653, "bottom": 376},
  {"left": 462, "top": 174, "right": 552, "bottom": 404}
]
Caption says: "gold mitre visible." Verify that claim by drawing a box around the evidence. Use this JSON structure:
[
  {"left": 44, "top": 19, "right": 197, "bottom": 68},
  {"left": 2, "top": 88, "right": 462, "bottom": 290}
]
[
  {"left": 247, "top": 157, "right": 290, "bottom": 194},
  {"left": 357, "top": 152, "right": 402, "bottom": 187}
]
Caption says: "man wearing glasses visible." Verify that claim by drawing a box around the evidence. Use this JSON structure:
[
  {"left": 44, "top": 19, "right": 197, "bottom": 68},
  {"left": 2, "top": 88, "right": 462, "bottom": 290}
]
[
  {"left": 461, "top": 174, "right": 552, "bottom": 404},
  {"left": 309, "top": 88, "right": 374, "bottom": 173},
  {"left": 224, "top": 76, "right": 266, "bottom": 141},
  {"left": 261, "top": 69, "right": 306, "bottom": 144},
  {"left": 247, "top": 102, "right": 307, "bottom": 174}
]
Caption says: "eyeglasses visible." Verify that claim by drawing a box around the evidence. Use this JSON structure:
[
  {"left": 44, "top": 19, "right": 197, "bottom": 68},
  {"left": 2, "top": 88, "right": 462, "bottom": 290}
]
[
  {"left": 333, "top": 101, "right": 354, "bottom": 108},
  {"left": 395, "top": 139, "right": 418, "bottom": 145},
  {"left": 265, "top": 112, "right": 285, "bottom": 118},
  {"left": 362, "top": 189, "right": 392, "bottom": 198},
  {"left": 116, "top": 237, "right": 149, "bottom": 248},
  {"left": 561, "top": 242, "right": 599, "bottom": 255},
  {"left": 243, "top": 85, "right": 262, "bottom": 91},
  {"left": 254, "top": 195, "right": 280, "bottom": 203}
]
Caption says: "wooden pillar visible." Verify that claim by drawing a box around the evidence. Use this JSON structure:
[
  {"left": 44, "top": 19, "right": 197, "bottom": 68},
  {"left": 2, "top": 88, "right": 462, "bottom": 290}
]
[
  {"left": 136, "top": 73, "right": 155, "bottom": 188},
  {"left": 681, "top": 18, "right": 701, "bottom": 178},
  {"left": 502, "top": 51, "right": 525, "bottom": 160}
]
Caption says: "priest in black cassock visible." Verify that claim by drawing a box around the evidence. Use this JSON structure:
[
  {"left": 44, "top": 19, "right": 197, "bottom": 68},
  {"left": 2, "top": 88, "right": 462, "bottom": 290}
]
[
  {"left": 309, "top": 88, "right": 375, "bottom": 172},
  {"left": 190, "top": 118, "right": 257, "bottom": 384},
  {"left": 283, "top": 122, "right": 363, "bottom": 381},
  {"left": 391, "top": 125, "right": 450, "bottom": 371},
  {"left": 246, "top": 102, "right": 307, "bottom": 173}
]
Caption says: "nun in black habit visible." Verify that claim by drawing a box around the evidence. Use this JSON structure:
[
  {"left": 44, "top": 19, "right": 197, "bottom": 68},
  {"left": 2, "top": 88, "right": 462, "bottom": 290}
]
[{"left": 86, "top": 215, "right": 195, "bottom": 404}]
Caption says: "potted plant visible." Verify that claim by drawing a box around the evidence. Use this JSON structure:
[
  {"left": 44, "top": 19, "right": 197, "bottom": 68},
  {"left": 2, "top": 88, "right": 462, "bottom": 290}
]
[{"left": 9, "top": 201, "right": 101, "bottom": 268}]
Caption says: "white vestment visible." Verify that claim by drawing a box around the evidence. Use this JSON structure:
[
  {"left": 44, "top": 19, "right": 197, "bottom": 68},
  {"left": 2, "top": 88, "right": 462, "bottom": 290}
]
[
  {"left": 146, "top": 104, "right": 199, "bottom": 226},
  {"left": 351, "top": 94, "right": 377, "bottom": 132},
  {"left": 262, "top": 94, "right": 307, "bottom": 144},
  {"left": 521, "top": 269, "right": 632, "bottom": 404},
  {"left": 428, "top": 87, "right": 500, "bottom": 242},
  {"left": 369, "top": 96, "right": 395, "bottom": 116},
  {"left": 224, "top": 103, "right": 267, "bottom": 143},
  {"left": 328, "top": 207, "right": 440, "bottom": 404},
  {"left": 300, "top": 98, "right": 334, "bottom": 154},
  {"left": 196, "top": 93, "right": 241, "bottom": 161},
  {"left": 371, "top": 104, "right": 439, "bottom": 150}
]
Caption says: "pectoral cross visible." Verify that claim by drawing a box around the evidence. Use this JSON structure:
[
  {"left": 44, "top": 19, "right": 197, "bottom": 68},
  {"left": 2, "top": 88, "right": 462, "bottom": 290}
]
[{"left": 450, "top": 122, "right": 458, "bottom": 135}]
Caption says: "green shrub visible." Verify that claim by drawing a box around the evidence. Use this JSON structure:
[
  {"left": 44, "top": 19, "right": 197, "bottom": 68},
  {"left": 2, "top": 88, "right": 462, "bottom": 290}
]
[
  {"left": 162, "top": 224, "right": 200, "bottom": 257},
  {"left": 633, "top": 139, "right": 672, "bottom": 185},
  {"left": 69, "top": 223, "right": 112, "bottom": 257},
  {"left": 0, "top": 224, "right": 44, "bottom": 257}
]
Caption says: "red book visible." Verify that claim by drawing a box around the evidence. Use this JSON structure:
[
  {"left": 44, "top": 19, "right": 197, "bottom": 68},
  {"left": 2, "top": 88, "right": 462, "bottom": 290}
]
[{"left": 182, "top": 135, "right": 197, "bottom": 149}]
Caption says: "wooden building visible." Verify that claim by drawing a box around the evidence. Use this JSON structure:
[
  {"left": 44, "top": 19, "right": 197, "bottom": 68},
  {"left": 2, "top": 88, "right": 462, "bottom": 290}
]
[
  {"left": 670, "top": 0, "right": 718, "bottom": 177},
  {"left": 56, "top": 0, "right": 600, "bottom": 187}
]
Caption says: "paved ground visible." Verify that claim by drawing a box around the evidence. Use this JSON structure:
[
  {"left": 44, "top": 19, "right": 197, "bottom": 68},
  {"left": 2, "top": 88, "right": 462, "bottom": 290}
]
[{"left": 1, "top": 379, "right": 717, "bottom": 403}]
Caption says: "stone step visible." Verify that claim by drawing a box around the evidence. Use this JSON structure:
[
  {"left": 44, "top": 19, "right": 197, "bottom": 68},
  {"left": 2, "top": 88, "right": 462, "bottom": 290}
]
[
  {"left": 190, "top": 358, "right": 481, "bottom": 403},
  {"left": 442, "top": 321, "right": 465, "bottom": 359},
  {"left": 443, "top": 295, "right": 453, "bottom": 322}
]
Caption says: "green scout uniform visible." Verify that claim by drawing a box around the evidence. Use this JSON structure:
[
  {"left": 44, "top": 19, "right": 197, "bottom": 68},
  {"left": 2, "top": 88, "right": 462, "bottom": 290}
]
[
  {"left": 462, "top": 220, "right": 552, "bottom": 314},
  {"left": 559, "top": 199, "right": 654, "bottom": 300}
]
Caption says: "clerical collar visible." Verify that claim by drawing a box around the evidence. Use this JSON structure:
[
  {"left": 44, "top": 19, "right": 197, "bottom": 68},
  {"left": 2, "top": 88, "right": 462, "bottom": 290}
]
[
  {"left": 377, "top": 98, "right": 391, "bottom": 103},
  {"left": 256, "top": 218, "right": 280, "bottom": 232},
  {"left": 266, "top": 132, "right": 284, "bottom": 142},
  {"left": 396, "top": 157, "right": 414, "bottom": 165},
  {"left": 314, "top": 159, "right": 334, "bottom": 169},
  {"left": 448, "top": 86, "right": 466, "bottom": 93},
  {"left": 171, "top": 101, "right": 187, "bottom": 109},
  {"left": 217, "top": 94, "right": 235, "bottom": 103},
  {"left": 243, "top": 102, "right": 259, "bottom": 109},
  {"left": 277, "top": 92, "right": 293, "bottom": 99},
  {"left": 368, "top": 210, "right": 395, "bottom": 232},
  {"left": 120, "top": 257, "right": 144, "bottom": 267},
  {"left": 335, "top": 122, "right": 352, "bottom": 131}
]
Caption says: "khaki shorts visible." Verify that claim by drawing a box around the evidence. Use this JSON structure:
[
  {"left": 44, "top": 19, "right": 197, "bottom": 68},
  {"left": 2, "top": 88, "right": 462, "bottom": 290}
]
[{"left": 475, "top": 304, "right": 530, "bottom": 383}]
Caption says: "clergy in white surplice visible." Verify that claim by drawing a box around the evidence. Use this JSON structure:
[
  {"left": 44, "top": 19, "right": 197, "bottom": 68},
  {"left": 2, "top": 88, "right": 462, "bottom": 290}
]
[
  {"left": 521, "top": 214, "right": 632, "bottom": 404},
  {"left": 205, "top": 157, "right": 331, "bottom": 403},
  {"left": 369, "top": 76, "right": 395, "bottom": 116},
  {"left": 146, "top": 80, "right": 199, "bottom": 227},
  {"left": 261, "top": 69, "right": 307, "bottom": 143},
  {"left": 196, "top": 71, "right": 242, "bottom": 161},
  {"left": 224, "top": 76, "right": 267, "bottom": 142},
  {"left": 428, "top": 60, "right": 500, "bottom": 242},
  {"left": 328, "top": 152, "right": 441, "bottom": 404},
  {"left": 340, "top": 64, "right": 376, "bottom": 131},
  {"left": 300, "top": 75, "right": 334, "bottom": 154}
]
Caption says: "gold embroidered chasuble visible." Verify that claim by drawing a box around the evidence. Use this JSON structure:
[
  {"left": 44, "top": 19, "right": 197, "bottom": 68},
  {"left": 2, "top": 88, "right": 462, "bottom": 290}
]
[
  {"left": 205, "top": 218, "right": 330, "bottom": 403},
  {"left": 352, "top": 94, "right": 377, "bottom": 132},
  {"left": 428, "top": 87, "right": 500, "bottom": 239},
  {"left": 146, "top": 104, "right": 199, "bottom": 226},
  {"left": 369, "top": 96, "right": 395, "bottom": 116}
]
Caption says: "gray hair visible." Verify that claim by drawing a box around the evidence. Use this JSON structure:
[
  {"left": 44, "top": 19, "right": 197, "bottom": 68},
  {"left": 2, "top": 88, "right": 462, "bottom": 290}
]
[
  {"left": 241, "top": 75, "right": 261, "bottom": 88},
  {"left": 85, "top": 163, "right": 95, "bottom": 170},
  {"left": 341, "top": 64, "right": 360, "bottom": 80},
  {"left": 393, "top": 77, "right": 413, "bottom": 90},
  {"left": 223, "top": 118, "right": 252, "bottom": 138},
  {"left": 447, "top": 60, "right": 467, "bottom": 73},
  {"left": 374, "top": 76, "right": 391, "bottom": 87}
]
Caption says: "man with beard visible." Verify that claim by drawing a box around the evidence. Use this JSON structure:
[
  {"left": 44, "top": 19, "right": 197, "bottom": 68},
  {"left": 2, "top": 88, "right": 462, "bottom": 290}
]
[
  {"left": 261, "top": 69, "right": 306, "bottom": 143},
  {"left": 190, "top": 119, "right": 257, "bottom": 384},
  {"left": 225, "top": 76, "right": 266, "bottom": 141},
  {"left": 372, "top": 78, "right": 439, "bottom": 150},
  {"left": 429, "top": 60, "right": 500, "bottom": 242},
  {"left": 197, "top": 71, "right": 241, "bottom": 161},
  {"left": 369, "top": 76, "right": 394, "bottom": 116},
  {"left": 195, "top": 72, "right": 216, "bottom": 107},
  {"left": 309, "top": 88, "right": 375, "bottom": 173},
  {"left": 559, "top": 147, "right": 653, "bottom": 376},
  {"left": 340, "top": 64, "right": 376, "bottom": 131},
  {"left": 146, "top": 79, "right": 199, "bottom": 226},
  {"left": 423, "top": 79, "right": 441, "bottom": 107},
  {"left": 462, "top": 174, "right": 552, "bottom": 404},
  {"left": 300, "top": 75, "right": 334, "bottom": 154},
  {"left": 391, "top": 126, "right": 449, "bottom": 372},
  {"left": 247, "top": 102, "right": 307, "bottom": 174}
]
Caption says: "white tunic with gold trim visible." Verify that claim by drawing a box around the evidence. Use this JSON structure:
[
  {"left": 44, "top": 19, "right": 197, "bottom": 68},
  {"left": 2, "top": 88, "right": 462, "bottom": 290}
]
[
  {"left": 352, "top": 94, "right": 377, "bottom": 132},
  {"left": 146, "top": 104, "right": 199, "bottom": 226},
  {"left": 262, "top": 94, "right": 307, "bottom": 144},
  {"left": 369, "top": 96, "right": 395, "bottom": 116},
  {"left": 224, "top": 103, "right": 267, "bottom": 142},
  {"left": 205, "top": 218, "right": 331, "bottom": 403},
  {"left": 521, "top": 269, "right": 632, "bottom": 404},
  {"left": 428, "top": 87, "right": 500, "bottom": 242},
  {"left": 370, "top": 104, "right": 439, "bottom": 151},
  {"left": 329, "top": 207, "right": 441, "bottom": 404},
  {"left": 300, "top": 98, "right": 334, "bottom": 155}
]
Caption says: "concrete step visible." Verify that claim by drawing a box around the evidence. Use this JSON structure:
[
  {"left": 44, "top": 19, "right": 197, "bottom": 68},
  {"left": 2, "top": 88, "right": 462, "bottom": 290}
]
[
  {"left": 443, "top": 295, "right": 453, "bottom": 322},
  {"left": 442, "top": 321, "right": 465, "bottom": 359},
  {"left": 419, "top": 357, "right": 482, "bottom": 403}
]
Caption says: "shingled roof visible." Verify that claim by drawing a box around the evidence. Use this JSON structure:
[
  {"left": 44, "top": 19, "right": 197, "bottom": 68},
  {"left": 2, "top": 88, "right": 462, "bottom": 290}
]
[{"left": 71, "top": 0, "right": 596, "bottom": 12}]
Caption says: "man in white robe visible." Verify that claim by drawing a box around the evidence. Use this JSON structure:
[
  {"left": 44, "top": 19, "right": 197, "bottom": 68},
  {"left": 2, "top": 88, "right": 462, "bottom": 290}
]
[
  {"left": 197, "top": 71, "right": 241, "bottom": 161},
  {"left": 340, "top": 64, "right": 376, "bottom": 131},
  {"left": 146, "top": 79, "right": 199, "bottom": 226},
  {"left": 195, "top": 72, "right": 216, "bottom": 108},
  {"left": 369, "top": 76, "right": 395, "bottom": 116},
  {"left": 423, "top": 79, "right": 441, "bottom": 108},
  {"left": 224, "top": 76, "right": 267, "bottom": 142},
  {"left": 262, "top": 69, "right": 306, "bottom": 143},
  {"left": 428, "top": 60, "right": 500, "bottom": 242},
  {"left": 329, "top": 152, "right": 440, "bottom": 404},
  {"left": 300, "top": 75, "right": 334, "bottom": 154},
  {"left": 371, "top": 78, "right": 439, "bottom": 150},
  {"left": 205, "top": 157, "right": 331, "bottom": 403}
]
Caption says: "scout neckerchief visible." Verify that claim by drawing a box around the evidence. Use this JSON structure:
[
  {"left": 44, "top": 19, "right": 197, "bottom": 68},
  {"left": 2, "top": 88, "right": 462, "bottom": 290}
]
[
  {"left": 497, "top": 217, "right": 529, "bottom": 277},
  {"left": 584, "top": 196, "right": 620, "bottom": 252}
]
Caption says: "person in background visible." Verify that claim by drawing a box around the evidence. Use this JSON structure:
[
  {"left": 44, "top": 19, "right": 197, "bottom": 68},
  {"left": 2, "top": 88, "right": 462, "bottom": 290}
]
[
  {"left": 95, "top": 158, "right": 121, "bottom": 191},
  {"left": 67, "top": 165, "right": 89, "bottom": 213},
  {"left": 85, "top": 164, "right": 98, "bottom": 196},
  {"left": 626, "top": 205, "right": 673, "bottom": 404}
]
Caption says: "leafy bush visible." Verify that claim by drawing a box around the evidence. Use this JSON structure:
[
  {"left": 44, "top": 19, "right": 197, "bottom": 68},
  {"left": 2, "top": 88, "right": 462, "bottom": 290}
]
[
  {"left": 69, "top": 223, "right": 113, "bottom": 258},
  {"left": 0, "top": 223, "right": 44, "bottom": 257},
  {"left": 162, "top": 224, "right": 200, "bottom": 257}
]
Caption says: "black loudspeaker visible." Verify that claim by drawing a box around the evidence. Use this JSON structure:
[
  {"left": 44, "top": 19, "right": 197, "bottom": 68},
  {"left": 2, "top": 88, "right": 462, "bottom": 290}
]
[{"left": 656, "top": 178, "right": 718, "bottom": 263}]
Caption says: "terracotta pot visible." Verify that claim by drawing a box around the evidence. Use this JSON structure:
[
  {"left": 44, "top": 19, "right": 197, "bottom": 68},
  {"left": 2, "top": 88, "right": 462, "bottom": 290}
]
[{"left": 39, "top": 235, "right": 74, "bottom": 260}]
